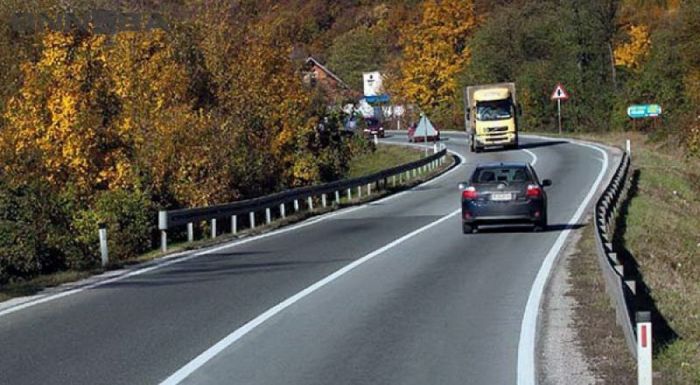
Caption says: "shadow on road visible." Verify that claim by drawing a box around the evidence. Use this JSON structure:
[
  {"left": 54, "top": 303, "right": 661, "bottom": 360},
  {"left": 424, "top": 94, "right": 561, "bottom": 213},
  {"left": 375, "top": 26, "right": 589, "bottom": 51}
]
[{"left": 473, "top": 223, "right": 585, "bottom": 234}]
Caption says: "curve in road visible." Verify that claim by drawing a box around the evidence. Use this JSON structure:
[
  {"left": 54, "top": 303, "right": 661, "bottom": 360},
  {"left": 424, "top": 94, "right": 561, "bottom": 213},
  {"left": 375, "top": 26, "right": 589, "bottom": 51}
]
[{"left": 0, "top": 132, "right": 616, "bottom": 385}]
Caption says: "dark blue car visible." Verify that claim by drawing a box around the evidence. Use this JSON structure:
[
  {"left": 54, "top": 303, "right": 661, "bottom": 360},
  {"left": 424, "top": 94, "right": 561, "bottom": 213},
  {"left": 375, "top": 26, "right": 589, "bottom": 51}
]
[{"left": 459, "top": 162, "right": 551, "bottom": 233}]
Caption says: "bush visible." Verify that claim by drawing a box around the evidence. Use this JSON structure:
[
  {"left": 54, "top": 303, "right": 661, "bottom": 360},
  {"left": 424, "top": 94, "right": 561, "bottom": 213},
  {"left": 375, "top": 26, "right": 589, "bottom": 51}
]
[
  {"left": 72, "top": 189, "right": 154, "bottom": 267},
  {"left": 0, "top": 182, "right": 69, "bottom": 283}
]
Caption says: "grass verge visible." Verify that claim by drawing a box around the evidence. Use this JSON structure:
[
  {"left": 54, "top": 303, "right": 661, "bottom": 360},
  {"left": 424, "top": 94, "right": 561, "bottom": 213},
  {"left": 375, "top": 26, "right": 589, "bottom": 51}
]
[
  {"left": 0, "top": 144, "right": 453, "bottom": 304},
  {"left": 538, "top": 130, "right": 700, "bottom": 384}
]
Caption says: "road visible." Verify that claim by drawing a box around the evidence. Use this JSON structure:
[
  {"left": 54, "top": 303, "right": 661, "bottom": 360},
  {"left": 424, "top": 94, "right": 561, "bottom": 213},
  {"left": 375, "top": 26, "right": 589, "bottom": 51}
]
[{"left": 0, "top": 132, "right": 614, "bottom": 385}]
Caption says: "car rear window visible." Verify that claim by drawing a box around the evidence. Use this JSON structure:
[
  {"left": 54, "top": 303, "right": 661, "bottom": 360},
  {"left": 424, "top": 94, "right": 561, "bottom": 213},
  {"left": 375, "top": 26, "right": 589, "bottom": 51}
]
[{"left": 472, "top": 167, "right": 531, "bottom": 184}]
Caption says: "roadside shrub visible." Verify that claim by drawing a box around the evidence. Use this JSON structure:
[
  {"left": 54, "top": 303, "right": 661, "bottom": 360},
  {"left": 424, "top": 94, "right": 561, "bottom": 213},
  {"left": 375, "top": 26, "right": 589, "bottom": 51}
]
[
  {"left": 72, "top": 189, "right": 153, "bottom": 267},
  {"left": 0, "top": 182, "right": 69, "bottom": 283}
]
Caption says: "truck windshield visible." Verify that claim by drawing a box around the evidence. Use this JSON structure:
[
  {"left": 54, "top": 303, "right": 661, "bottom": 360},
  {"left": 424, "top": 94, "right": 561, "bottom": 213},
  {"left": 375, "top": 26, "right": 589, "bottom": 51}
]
[{"left": 476, "top": 100, "right": 512, "bottom": 121}]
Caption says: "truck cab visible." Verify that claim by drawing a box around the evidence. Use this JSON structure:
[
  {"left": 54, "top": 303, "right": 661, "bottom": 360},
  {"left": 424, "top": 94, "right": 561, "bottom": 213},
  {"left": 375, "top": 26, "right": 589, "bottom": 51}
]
[{"left": 465, "top": 83, "right": 520, "bottom": 152}]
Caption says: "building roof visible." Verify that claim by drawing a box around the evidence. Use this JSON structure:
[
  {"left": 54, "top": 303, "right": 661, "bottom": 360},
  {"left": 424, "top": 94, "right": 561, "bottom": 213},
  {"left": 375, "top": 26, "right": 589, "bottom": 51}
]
[{"left": 305, "top": 57, "right": 350, "bottom": 90}]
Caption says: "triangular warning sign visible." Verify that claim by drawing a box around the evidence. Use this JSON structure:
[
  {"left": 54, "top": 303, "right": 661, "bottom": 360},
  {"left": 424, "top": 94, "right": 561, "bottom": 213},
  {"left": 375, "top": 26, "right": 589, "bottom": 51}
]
[{"left": 551, "top": 83, "right": 569, "bottom": 100}]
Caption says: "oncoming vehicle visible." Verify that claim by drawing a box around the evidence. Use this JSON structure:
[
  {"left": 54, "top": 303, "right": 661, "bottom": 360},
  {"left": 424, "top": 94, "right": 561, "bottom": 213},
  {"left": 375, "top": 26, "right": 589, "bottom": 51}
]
[
  {"left": 363, "top": 117, "right": 385, "bottom": 138},
  {"left": 458, "top": 162, "right": 552, "bottom": 234}
]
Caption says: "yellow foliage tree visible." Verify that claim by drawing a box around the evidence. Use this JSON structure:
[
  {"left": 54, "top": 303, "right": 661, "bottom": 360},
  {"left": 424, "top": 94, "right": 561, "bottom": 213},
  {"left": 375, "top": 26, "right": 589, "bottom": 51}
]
[
  {"left": 391, "top": 0, "right": 476, "bottom": 120},
  {"left": 614, "top": 24, "right": 651, "bottom": 70},
  {"left": 2, "top": 31, "right": 126, "bottom": 195}
]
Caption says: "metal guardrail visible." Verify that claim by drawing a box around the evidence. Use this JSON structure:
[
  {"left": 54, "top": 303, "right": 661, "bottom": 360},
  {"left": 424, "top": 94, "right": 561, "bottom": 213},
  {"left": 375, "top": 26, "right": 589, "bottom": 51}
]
[
  {"left": 593, "top": 147, "right": 638, "bottom": 357},
  {"left": 157, "top": 145, "right": 449, "bottom": 251}
]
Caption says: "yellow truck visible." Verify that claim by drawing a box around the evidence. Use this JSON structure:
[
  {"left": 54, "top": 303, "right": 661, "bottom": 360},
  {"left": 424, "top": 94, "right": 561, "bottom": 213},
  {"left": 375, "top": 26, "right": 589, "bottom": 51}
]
[{"left": 464, "top": 83, "right": 520, "bottom": 152}]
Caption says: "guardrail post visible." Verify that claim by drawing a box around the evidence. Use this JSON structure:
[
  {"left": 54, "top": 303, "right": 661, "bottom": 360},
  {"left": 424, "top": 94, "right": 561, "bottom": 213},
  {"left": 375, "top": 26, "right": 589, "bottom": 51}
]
[
  {"left": 392, "top": 175, "right": 396, "bottom": 187},
  {"left": 231, "top": 215, "right": 237, "bottom": 234},
  {"left": 335, "top": 191, "right": 340, "bottom": 204},
  {"left": 294, "top": 199, "right": 299, "bottom": 212},
  {"left": 187, "top": 222, "right": 194, "bottom": 242},
  {"left": 158, "top": 210, "right": 168, "bottom": 253},
  {"left": 373, "top": 134, "right": 378, "bottom": 145},
  {"left": 367, "top": 183, "right": 372, "bottom": 195},
  {"left": 307, "top": 196, "right": 314, "bottom": 210},
  {"left": 636, "top": 311, "right": 652, "bottom": 385},
  {"left": 322, "top": 194, "right": 327, "bottom": 208},
  {"left": 249, "top": 212, "right": 255, "bottom": 229},
  {"left": 211, "top": 218, "right": 217, "bottom": 238},
  {"left": 347, "top": 188, "right": 352, "bottom": 201},
  {"left": 98, "top": 223, "right": 108, "bottom": 267},
  {"left": 357, "top": 186, "right": 362, "bottom": 198},
  {"left": 433, "top": 143, "right": 438, "bottom": 153},
  {"left": 280, "top": 203, "right": 286, "bottom": 219},
  {"left": 626, "top": 139, "right": 631, "bottom": 155},
  {"left": 266, "top": 208, "right": 271, "bottom": 224}
]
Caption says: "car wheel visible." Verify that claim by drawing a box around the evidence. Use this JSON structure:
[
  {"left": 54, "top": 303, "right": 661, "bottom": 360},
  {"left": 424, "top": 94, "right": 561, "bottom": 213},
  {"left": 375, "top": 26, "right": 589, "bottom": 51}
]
[
  {"left": 533, "top": 220, "right": 547, "bottom": 232},
  {"left": 462, "top": 223, "right": 474, "bottom": 234}
]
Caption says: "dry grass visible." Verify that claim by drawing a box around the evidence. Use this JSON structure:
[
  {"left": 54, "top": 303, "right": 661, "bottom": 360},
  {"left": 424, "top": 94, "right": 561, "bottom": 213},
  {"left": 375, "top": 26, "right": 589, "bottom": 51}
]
[{"left": 568, "top": 221, "right": 636, "bottom": 383}]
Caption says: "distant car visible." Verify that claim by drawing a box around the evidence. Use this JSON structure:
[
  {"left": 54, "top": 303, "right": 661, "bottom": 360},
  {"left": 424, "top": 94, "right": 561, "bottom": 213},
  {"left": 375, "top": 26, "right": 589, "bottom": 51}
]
[
  {"left": 407, "top": 123, "right": 440, "bottom": 142},
  {"left": 459, "top": 162, "right": 551, "bottom": 234},
  {"left": 363, "top": 118, "right": 385, "bottom": 138}
]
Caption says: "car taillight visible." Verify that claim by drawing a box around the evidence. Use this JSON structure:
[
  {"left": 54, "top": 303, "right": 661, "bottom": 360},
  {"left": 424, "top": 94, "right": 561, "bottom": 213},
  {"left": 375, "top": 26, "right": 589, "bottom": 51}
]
[
  {"left": 462, "top": 186, "right": 478, "bottom": 200},
  {"left": 526, "top": 184, "right": 542, "bottom": 198}
]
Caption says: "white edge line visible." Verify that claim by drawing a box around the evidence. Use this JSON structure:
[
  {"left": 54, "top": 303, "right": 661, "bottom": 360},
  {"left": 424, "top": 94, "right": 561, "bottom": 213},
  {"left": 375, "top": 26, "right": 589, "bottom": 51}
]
[
  {"left": 522, "top": 149, "right": 538, "bottom": 166},
  {"left": 0, "top": 146, "right": 465, "bottom": 319},
  {"left": 158, "top": 208, "right": 461, "bottom": 385},
  {"left": 516, "top": 141, "right": 610, "bottom": 385}
]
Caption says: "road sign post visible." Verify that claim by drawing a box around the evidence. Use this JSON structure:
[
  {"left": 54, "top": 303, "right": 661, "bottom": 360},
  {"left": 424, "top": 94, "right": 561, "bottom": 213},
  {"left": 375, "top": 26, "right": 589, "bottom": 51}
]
[{"left": 551, "top": 83, "right": 570, "bottom": 134}]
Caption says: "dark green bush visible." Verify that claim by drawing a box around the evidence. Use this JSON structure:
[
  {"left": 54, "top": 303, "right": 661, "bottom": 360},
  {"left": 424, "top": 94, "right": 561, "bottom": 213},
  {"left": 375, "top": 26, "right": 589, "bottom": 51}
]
[{"left": 72, "top": 188, "right": 153, "bottom": 267}]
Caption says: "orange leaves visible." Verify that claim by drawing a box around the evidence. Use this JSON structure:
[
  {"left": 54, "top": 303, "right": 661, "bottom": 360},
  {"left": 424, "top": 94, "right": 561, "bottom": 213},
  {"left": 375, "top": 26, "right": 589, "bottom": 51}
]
[
  {"left": 393, "top": 0, "right": 476, "bottom": 118},
  {"left": 614, "top": 24, "right": 651, "bottom": 70}
]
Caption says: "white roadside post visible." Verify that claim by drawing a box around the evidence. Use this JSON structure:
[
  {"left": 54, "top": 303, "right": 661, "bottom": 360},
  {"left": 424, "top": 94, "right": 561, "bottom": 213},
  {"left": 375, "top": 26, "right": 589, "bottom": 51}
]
[
  {"left": 322, "top": 194, "right": 327, "bottom": 208},
  {"left": 373, "top": 134, "right": 378, "bottom": 145},
  {"left": 347, "top": 188, "right": 352, "bottom": 201},
  {"left": 249, "top": 212, "right": 255, "bottom": 229},
  {"left": 367, "top": 183, "right": 372, "bottom": 195},
  {"left": 357, "top": 186, "right": 362, "bottom": 198},
  {"left": 98, "top": 223, "right": 108, "bottom": 267},
  {"left": 637, "top": 311, "right": 653, "bottom": 385},
  {"left": 187, "top": 222, "right": 194, "bottom": 242},
  {"left": 307, "top": 196, "right": 314, "bottom": 210},
  {"left": 231, "top": 215, "right": 237, "bottom": 234},
  {"left": 335, "top": 191, "right": 340, "bottom": 205},
  {"left": 294, "top": 199, "right": 299, "bottom": 212},
  {"left": 626, "top": 139, "right": 631, "bottom": 155},
  {"left": 280, "top": 203, "right": 286, "bottom": 219},
  {"left": 265, "top": 208, "right": 271, "bottom": 224},
  {"left": 158, "top": 210, "right": 168, "bottom": 253},
  {"left": 211, "top": 219, "right": 217, "bottom": 238}
]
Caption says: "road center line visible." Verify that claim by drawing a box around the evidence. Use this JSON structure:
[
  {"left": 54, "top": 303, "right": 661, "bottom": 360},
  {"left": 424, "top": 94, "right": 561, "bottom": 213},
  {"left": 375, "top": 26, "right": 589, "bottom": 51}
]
[
  {"left": 516, "top": 140, "right": 610, "bottom": 385},
  {"left": 158, "top": 208, "right": 461, "bottom": 385}
]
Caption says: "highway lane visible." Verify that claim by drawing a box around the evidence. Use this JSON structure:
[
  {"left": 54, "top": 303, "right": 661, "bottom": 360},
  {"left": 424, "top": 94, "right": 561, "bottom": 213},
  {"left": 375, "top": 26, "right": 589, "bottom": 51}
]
[{"left": 0, "top": 132, "right": 615, "bottom": 385}]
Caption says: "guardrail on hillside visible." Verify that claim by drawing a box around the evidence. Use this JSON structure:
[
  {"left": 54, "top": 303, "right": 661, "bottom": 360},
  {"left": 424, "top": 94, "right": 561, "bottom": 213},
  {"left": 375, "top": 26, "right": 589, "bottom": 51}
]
[
  {"left": 593, "top": 145, "right": 638, "bottom": 356},
  {"left": 157, "top": 145, "right": 449, "bottom": 252}
]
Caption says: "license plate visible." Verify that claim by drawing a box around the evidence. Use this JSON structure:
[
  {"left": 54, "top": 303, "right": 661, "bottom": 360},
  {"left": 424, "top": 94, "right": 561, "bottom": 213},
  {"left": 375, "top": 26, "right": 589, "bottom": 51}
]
[{"left": 491, "top": 193, "right": 512, "bottom": 201}]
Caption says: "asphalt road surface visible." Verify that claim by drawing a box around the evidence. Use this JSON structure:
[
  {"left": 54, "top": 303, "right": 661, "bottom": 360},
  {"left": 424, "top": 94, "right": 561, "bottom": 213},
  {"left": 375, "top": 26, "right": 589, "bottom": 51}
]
[{"left": 0, "top": 132, "right": 614, "bottom": 385}]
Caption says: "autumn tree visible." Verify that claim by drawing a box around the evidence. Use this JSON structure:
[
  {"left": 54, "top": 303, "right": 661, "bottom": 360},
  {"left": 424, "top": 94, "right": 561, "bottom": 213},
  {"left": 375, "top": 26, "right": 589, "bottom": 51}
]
[{"left": 391, "top": 0, "right": 477, "bottom": 126}]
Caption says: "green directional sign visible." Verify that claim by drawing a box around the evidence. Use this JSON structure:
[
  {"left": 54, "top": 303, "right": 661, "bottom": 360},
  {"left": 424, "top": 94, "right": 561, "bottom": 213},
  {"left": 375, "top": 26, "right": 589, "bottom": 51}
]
[{"left": 627, "top": 104, "right": 662, "bottom": 119}]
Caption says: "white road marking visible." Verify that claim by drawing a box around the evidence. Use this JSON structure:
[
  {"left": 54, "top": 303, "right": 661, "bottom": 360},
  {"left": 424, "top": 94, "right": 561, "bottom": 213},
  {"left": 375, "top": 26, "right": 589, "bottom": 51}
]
[
  {"left": 516, "top": 140, "right": 610, "bottom": 385},
  {"left": 522, "top": 149, "right": 538, "bottom": 166},
  {"left": 158, "top": 209, "right": 462, "bottom": 385},
  {"left": 0, "top": 145, "right": 465, "bottom": 319}
]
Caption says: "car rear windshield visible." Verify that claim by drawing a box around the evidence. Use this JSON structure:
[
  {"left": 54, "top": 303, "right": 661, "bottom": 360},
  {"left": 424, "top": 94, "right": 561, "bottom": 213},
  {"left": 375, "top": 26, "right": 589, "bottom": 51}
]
[{"left": 472, "top": 167, "right": 531, "bottom": 184}]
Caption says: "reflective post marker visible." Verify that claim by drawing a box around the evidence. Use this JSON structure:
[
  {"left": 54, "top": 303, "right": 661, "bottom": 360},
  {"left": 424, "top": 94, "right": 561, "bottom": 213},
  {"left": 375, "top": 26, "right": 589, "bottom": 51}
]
[
  {"left": 98, "top": 223, "right": 108, "bottom": 267},
  {"left": 637, "top": 311, "right": 652, "bottom": 385}
]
